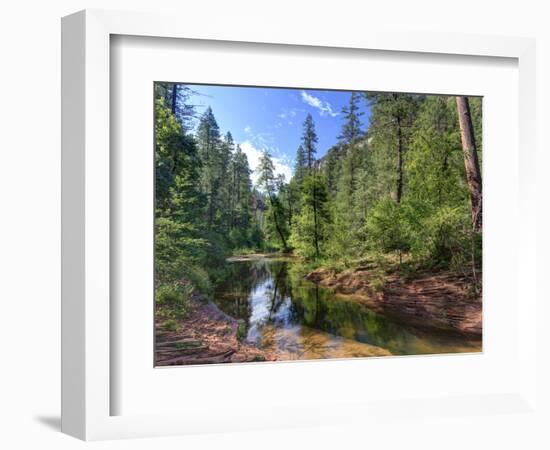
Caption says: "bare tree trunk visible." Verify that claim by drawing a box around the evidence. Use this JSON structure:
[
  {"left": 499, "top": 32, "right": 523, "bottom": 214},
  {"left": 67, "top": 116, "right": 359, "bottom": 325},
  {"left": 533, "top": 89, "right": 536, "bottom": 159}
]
[{"left": 456, "top": 96, "right": 482, "bottom": 232}]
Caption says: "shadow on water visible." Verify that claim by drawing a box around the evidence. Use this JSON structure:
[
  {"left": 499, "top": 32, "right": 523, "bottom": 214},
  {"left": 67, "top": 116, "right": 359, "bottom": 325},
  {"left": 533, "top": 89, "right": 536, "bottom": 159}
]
[{"left": 213, "top": 258, "right": 480, "bottom": 359}]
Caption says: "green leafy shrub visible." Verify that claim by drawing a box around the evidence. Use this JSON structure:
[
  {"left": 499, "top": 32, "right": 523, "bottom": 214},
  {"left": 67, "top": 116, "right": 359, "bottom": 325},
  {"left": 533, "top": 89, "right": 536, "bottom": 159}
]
[
  {"left": 365, "top": 198, "right": 410, "bottom": 262},
  {"left": 162, "top": 319, "right": 178, "bottom": 332},
  {"left": 236, "top": 321, "right": 247, "bottom": 341},
  {"left": 181, "top": 263, "right": 212, "bottom": 296},
  {"left": 156, "top": 283, "right": 192, "bottom": 319},
  {"left": 369, "top": 271, "right": 386, "bottom": 292}
]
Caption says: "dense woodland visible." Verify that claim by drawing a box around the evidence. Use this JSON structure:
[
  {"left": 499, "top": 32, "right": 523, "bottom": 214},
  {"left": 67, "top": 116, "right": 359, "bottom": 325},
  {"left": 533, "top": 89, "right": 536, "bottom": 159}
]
[{"left": 154, "top": 83, "right": 482, "bottom": 319}]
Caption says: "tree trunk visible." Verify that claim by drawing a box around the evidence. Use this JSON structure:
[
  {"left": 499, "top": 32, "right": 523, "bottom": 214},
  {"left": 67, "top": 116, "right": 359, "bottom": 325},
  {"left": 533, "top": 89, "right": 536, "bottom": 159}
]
[
  {"left": 456, "top": 96, "right": 482, "bottom": 232},
  {"left": 268, "top": 192, "right": 288, "bottom": 251},
  {"left": 208, "top": 189, "right": 214, "bottom": 227},
  {"left": 312, "top": 181, "right": 320, "bottom": 258},
  {"left": 171, "top": 84, "right": 178, "bottom": 115},
  {"left": 395, "top": 115, "right": 403, "bottom": 203},
  {"left": 287, "top": 189, "right": 292, "bottom": 228}
]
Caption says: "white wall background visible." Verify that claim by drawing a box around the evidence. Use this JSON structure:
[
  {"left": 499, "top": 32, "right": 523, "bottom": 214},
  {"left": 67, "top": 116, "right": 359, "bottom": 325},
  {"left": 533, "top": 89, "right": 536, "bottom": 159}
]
[{"left": 0, "top": 1, "right": 548, "bottom": 449}]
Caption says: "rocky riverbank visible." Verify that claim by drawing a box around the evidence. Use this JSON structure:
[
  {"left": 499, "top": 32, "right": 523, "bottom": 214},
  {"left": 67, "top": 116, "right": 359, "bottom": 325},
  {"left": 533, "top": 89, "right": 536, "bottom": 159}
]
[
  {"left": 155, "top": 289, "right": 393, "bottom": 366},
  {"left": 155, "top": 297, "right": 276, "bottom": 366},
  {"left": 305, "top": 266, "right": 482, "bottom": 337}
]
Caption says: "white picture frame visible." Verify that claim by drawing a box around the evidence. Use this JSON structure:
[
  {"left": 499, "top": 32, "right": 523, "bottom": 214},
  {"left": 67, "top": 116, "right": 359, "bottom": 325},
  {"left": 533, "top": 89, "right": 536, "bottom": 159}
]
[{"left": 61, "top": 9, "right": 538, "bottom": 441}]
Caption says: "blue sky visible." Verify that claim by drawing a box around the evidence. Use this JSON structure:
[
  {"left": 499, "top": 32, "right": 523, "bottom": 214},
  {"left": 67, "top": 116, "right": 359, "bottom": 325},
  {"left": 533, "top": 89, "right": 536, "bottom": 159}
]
[{"left": 182, "top": 84, "right": 371, "bottom": 184}]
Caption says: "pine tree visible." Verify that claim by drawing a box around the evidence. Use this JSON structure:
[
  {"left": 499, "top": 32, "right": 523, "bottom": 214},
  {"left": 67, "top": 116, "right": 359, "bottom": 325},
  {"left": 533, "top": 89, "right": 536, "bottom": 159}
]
[
  {"left": 257, "top": 151, "right": 289, "bottom": 251},
  {"left": 155, "top": 98, "right": 203, "bottom": 220},
  {"left": 294, "top": 144, "right": 307, "bottom": 186},
  {"left": 196, "top": 107, "right": 222, "bottom": 228},
  {"left": 301, "top": 114, "right": 318, "bottom": 170},
  {"left": 327, "top": 95, "right": 367, "bottom": 261},
  {"left": 365, "top": 93, "right": 418, "bottom": 203},
  {"left": 154, "top": 82, "right": 195, "bottom": 129},
  {"left": 154, "top": 98, "right": 207, "bottom": 282},
  {"left": 229, "top": 144, "right": 253, "bottom": 243},
  {"left": 290, "top": 173, "right": 330, "bottom": 259},
  {"left": 339, "top": 92, "right": 364, "bottom": 144},
  {"left": 404, "top": 95, "right": 466, "bottom": 263},
  {"left": 322, "top": 145, "right": 345, "bottom": 198},
  {"left": 330, "top": 142, "right": 367, "bottom": 261},
  {"left": 218, "top": 131, "right": 235, "bottom": 232},
  {"left": 154, "top": 81, "right": 483, "bottom": 305}
]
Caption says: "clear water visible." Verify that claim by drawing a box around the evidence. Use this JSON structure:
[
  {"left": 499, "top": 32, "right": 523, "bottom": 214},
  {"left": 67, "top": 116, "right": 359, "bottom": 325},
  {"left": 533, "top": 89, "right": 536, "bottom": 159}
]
[{"left": 213, "top": 257, "right": 481, "bottom": 360}]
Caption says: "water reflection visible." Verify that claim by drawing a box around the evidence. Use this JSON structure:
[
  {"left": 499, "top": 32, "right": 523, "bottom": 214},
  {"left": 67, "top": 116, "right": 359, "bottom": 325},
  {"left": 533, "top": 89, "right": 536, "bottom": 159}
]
[{"left": 213, "top": 258, "right": 480, "bottom": 359}]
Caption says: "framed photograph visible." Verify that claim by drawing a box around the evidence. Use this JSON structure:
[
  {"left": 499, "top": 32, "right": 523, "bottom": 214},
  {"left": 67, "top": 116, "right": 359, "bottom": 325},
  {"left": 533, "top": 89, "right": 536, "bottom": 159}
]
[
  {"left": 152, "top": 82, "right": 483, "bottom": 367},
  {"left": 62, "top": 9, "right": 537, "bottom": 441}
]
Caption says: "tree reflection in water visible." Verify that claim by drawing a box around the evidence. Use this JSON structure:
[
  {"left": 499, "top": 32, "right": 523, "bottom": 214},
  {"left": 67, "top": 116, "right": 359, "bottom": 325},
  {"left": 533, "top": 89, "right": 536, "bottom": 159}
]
[{"left": 213, "top": 258, "right": 480, "bottom": 359}]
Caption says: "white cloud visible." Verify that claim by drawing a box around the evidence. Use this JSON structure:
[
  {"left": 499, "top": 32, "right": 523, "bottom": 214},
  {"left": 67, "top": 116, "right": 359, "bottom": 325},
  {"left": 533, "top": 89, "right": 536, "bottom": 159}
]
[
  {"left": 301, "top": 91, "right": 339, "bottom": 117},
  {"left": 239, "top": 140, "right": 293, "bottom": 186},
  {"left": 242, "top": 128, "right": 275, "bottom": 151},
  {"left": 278, "top": 110, "right": 297, "bottom": 119}
]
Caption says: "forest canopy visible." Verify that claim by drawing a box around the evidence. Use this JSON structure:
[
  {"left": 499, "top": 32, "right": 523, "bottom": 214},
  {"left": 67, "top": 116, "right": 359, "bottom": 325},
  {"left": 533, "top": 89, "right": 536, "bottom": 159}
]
[{"left": 154, "top": 82, "right": 482, "bottom": 314}]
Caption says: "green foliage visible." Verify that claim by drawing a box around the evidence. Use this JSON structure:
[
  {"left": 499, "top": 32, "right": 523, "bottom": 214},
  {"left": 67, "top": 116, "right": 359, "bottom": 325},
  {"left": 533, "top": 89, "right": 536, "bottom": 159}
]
[
  {"left": 302, "top": 113, "right": 318, "bottom": 170},
  {"left": 162, "top": 319, "right": 179, "bottom": 332},
  {"left": 322, "top": 144, "right": 344, "bottom": 197},
  {"left": 400, "top": 96, "right": 479, "bottom": 268},
  {"left": 196, "top": 107, "right": 223, "bottom": 230},
  {"left": 228, "top": 144, "right": 254, "bottom": 237},
  {"left": 368, "top": 269, "right": 387, "bottom": 292},
  {"left": 156, "top": 283, "right": 192, "bottom": 318},
  {"left": 257, "top": 151, "right": 290, "bottom": 251},
  {"left": 155, "top": 82, "right": 482, "bottom": 304},
  {"left": 155, "top": 85, "right": 264, "bottom": 305},
  {"left": 236, "top": 321, "right": 247, "bottom": 341},
  {"left": 318, "top": 93, "right": 481, "bottom": 281},
  {"left": 155, "top": 98, "right": 203, "bottom": 216},
  {"left": 154, "top": 82, "right": 196, "bottom": 128},
  {"left": 155, "top": 217, "right": 209, "bottom": 282},
  {"left": 339, "top": 92, "right": 364, "bottom": 144},
  {"left": 294, "top": 145, "right": 307, "bottom": 187},
  {"left": 365, "top": 197, "right": 410, "bottom": 258},
  {"left": 290, "top": 174, "right": 331, "bottom": 259},
  {"left": 411, "top": 204, "right": 471, "bottom": 267},
  {"left": 327, "top": 140, "right": 368, "bottom": 262},
  {"left": 181, "top": 263, "right": 212, "bottom": 296}
]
